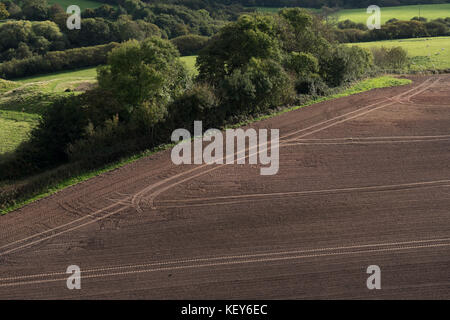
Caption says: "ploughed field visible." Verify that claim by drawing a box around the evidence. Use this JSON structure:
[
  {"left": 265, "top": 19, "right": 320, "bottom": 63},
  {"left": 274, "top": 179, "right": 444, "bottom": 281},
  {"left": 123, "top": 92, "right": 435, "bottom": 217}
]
[{"left": 0, "top": 75, "right": 449, "bottom": 299}]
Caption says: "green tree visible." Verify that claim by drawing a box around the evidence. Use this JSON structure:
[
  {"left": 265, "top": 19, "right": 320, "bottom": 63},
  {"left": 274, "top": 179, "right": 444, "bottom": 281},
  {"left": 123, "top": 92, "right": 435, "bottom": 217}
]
[
  {"left": 221, "top": 58, "right": 294, "bottom": 116},
  {"left": 97, "top": 37, "right": 190, "bottom": 120},
  {"left": 0, "top": 3, "right": 10, "bottom": 20},
  {"left": 197, "top": 14, "right": 281, "bottom": 86},
  {"left": 22, "top": 0, "right": 48, "bottom": 20}
]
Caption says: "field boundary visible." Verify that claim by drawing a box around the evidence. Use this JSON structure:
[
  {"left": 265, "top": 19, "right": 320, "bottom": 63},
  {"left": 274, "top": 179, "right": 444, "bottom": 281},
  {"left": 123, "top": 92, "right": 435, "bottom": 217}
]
[{"left": 0, "top": 76, "right": 411, "bottom": 215}]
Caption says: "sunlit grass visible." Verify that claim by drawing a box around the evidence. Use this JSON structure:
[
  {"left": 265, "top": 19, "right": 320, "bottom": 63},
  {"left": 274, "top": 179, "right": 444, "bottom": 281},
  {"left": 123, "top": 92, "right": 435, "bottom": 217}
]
[
  {"left": 254, "top": 4, "right": 450, "bottom": 24},
  {"left": 48, "top": 0, "right": 106, "bottom": 10},
  {"left": 354, "top": 36, "right": 450, "bottom": 71}
]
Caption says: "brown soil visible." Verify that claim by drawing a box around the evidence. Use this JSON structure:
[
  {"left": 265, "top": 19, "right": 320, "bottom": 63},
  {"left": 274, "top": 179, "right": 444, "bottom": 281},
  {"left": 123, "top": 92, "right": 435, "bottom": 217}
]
[{"left": 0, "top": 75, "right": 449, "bottom": 299}]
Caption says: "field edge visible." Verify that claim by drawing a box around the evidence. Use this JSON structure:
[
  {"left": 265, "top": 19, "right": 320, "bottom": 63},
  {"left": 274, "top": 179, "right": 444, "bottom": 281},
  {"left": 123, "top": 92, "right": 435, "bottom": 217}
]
[{"left": 0, "top": 75, "right": 412, "bottom": 215}]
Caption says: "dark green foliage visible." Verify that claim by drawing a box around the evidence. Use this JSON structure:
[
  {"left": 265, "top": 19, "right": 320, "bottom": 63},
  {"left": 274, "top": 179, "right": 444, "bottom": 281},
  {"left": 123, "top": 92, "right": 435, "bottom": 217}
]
[
  {"left": 0, "top": 20, "right": 64, "bottom": 63},
  {"left": 220, "top": 58, "right": 294, "bottom": 117},
  {"left": 97, "top": 37, "right": 190, "bottom": 115},
  {"left": 0, "top": 2, "right": 9, "bottom": 19},
  {"left": 335, "top": 18, "right": 450, "bottom": 43},
  {"left": 0, "top": 96, "right": 89, "bottom": 179},
  {"left": 171, "top": 35, "right": 210, "bottom": 55},
  {"left": 167, "top": 84, "right": 221, "bottom": 131},
  {"left": 370, "top": 46, "right": 409, "bottom": 69},
  {"left": 0, "top": 42, "right": 120, "bottom": 79},
  {"left": 197, "top": 14, "right": 282, "bottom": 86},
  {"left": 320, "top": 46, "right": 373, "bottom": 87},
  {"left": 287, "top": 52, "right": 319, "bottom": 77}
]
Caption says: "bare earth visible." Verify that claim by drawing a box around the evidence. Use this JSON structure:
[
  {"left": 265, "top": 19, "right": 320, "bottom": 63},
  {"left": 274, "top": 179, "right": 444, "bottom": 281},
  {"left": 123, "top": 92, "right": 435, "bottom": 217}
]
[{"left": 0, "top": 75, "right": 449, "bottom": 299}]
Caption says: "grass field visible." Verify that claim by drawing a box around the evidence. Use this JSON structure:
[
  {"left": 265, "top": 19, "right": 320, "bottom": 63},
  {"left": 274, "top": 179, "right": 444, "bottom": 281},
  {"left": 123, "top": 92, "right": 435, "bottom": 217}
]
[
  {"left": 354, "top": 36, "right": 450, "bottom": 71},
  {"left": 48, "top": 0, "right": 105, "bottom": 10},
  {"left": 181, "top": 55, "right": 198, "bottom": 75},
  {"left": 336, "top": 3, "right": 450, "bottom": 24},
  {"left": 255, "top": 3, "right": 450, "bottom": 23}
]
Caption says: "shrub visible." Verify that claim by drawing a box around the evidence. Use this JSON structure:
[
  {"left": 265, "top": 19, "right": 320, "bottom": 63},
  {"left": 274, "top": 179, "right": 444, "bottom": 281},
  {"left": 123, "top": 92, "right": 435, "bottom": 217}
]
[
  {"left": 0, "top": 42, "right": 119, "bottom": 79},
  {"left": 370, "top": 46, "right": 409, "bottom": 69},
  {"left": 220, "top": 58, "right": 294, "bottom": 117},
  {"left": 97, "top": 38, "right": 190, "bottom": 116},
  {"left": 287, "top": 51, "right": 319, "bottom": 77},
  {"left": 320, "top": 46, "right": 373, "bottom": 87},
  {"left": 167, "top": 84, "right": 220, "bottom": 130},
  {"left": 0, "top": 96, "right": 89, "bottom": 179},
  {"left": 171, "top": 34, "right": 210, "bottom": 56}
]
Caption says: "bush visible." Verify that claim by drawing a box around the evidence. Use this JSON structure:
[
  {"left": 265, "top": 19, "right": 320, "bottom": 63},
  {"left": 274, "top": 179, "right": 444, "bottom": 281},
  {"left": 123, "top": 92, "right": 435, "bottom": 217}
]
[
  {"left": 370, "top": 46, "right": 409, "bottom": 69},
  {"left": 171, "top": 34, "right": 210, "bottom": 56},
  {"left": 0, "top": 96, "right": 89, "bottom": 179},
  {"left": 320, "top": 46, "right": 373, "bottom": 87},
  {"left": 295, "top": 74, "right": 329, "bottom": 96},
  {"left": 97, "top": 38, "right": 190, "bottom": 114},
  {"left": 0, "top": 42, "right": 119, "bottom": 79},
  {"left": 221, "top": 58, "right": 294, "bottom": 117},
  {"left": 167, "top": 84, "right": 221, "bottom": 130},
  {"left": 287, "top": 51, "right": 319, "bottom": 77}
]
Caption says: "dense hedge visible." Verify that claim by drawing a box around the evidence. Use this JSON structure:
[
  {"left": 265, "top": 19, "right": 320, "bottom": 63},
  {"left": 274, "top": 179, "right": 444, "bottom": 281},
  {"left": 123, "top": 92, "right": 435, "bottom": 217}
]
[
  {"left": 171, "top": 35, "right": 210, "bottom": 55},
  {"left": 0, "top": 42, "right": 119, "bottom": 79},
  {"left": 335, "top": 18, "right": 450, "bottom": 43}
]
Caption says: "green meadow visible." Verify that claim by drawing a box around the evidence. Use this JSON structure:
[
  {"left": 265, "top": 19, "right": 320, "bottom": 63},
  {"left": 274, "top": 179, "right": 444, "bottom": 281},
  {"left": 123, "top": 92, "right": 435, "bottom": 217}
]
[
  {"left": 354, "top": 36, "right": 450, "bottom": 71},
  {"left": 256, "top": 3, "right": 450, "bottom": 23},
  {"left": 336, "top": 3, "right": 450, "bottom": 24},
  {"left": 48, "top": 0, "right": 105, "bottom": 10}
]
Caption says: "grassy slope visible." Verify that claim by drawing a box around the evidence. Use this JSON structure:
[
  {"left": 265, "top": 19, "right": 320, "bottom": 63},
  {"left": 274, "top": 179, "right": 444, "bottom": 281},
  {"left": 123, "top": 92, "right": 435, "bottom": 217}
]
[
  {"left": 255, "top": 3, "right": 450, "bottom": 23},
  {"left": 1, "top": 75, "right": 411, "bottom": 214},
  {"left": 336, "top": 3, "right": 450, "bottom": 24},
  {"left": 353, "top": 36, "right": 450, "bottom": 71},
  {"left": 181, "top": 56, "right": 198, "bottom": 75},
  {"left": 48, "top": 0, "right": 105, "bottom": 10}
]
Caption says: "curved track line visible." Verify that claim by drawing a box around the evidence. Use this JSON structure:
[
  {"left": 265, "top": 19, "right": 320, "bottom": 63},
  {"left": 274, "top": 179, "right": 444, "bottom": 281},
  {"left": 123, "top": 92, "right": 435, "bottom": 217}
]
[
  {"left": 2, "top": 237, "right": 450, "bottom": 280},
  {"left": 1, "top": 240, "right": 450, "bottom": 288},
  {"left": 0, "top": 205, "right": 129, "bottom": 257},
  {"left": 133, "top": 79, "right": 434, "bottom": 211},
  {"left": 144, "top": 78, "right": 442, "bottom": 208},
  {"left": 284, "top": 138, "right": 450, "bottom": 146},
  {"left": 154, "top": 179, "right": 450, "bottom": 208},
  {"left": 291, "top": 134, "right": 450, "bottom": 142},
  {"left": 0, "top": 77, "right": 440, "bottom": 257},
  {"left": 0, "top": 200, "right": 128, "bottom": 252}
]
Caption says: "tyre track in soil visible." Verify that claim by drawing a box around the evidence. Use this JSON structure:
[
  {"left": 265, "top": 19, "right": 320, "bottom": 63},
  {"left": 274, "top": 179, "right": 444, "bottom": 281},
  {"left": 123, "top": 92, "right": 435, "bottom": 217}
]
[
  {"left": 0, "top": 76, "right": 440, "bottom": 258},
  {"left": 0, "top": 75, "right": 448, "bottom": 296}
]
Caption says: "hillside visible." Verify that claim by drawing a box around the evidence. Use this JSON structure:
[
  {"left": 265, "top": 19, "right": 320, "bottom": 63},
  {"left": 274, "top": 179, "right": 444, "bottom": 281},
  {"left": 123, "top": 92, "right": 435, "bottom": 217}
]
[
  {"left": 48, "top": 0, "right": 105, "bottom": 10},
  {"left": 256, "top": 3, "right": 450, "bottom": 23}
]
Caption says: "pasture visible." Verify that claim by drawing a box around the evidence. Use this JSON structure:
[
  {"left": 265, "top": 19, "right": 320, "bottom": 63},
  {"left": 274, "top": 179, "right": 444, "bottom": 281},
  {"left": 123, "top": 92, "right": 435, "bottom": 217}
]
[
  {"left": 255, "top": 3, "right": 450, "bottom": 24},
  {"left": 48, "top": 0, "right": 105, "bottom": 10},
  {"left": 354, "top": 36, "right": 450, "bottom": 71}
]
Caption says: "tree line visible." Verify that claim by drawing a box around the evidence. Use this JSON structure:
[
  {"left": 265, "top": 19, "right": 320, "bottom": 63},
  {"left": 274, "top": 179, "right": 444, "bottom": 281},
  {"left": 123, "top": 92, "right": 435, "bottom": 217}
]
[
  {"left": 335, "top": 17, "right": 450, "bottom": 42},
  {"left": 0, "top": 42, "right": 119, "bottom": 79},
  {"left": 203, "top": 0, "right": 450, "bottom": 9},
  {"left": 0, "top": 0, "right": 246, "bottom": 67}
]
